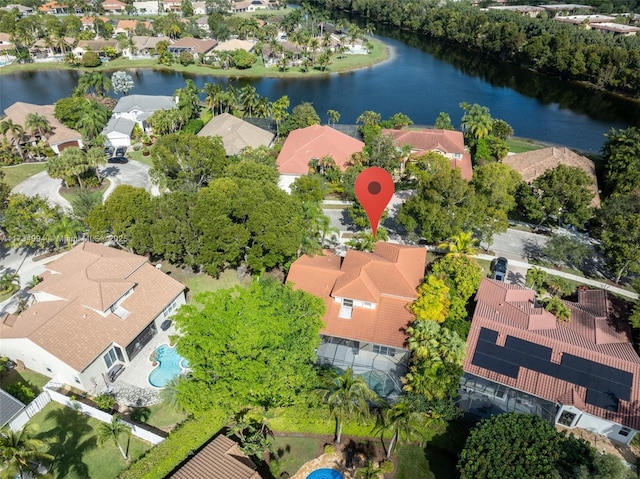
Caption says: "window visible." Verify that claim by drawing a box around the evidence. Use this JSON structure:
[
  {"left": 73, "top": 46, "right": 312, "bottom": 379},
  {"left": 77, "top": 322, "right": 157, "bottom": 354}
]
[
  {"left": 163, "top": 299, "right": 178, "bottom": 317},
  {"left": 74, "top": 377, "right": 81, "bottom": 384},
  {"left": 364, "top": 302, "right": 372, "bottom": 307},
  {"left": 342, "top": 299, "right": 354, "bottom": 307},
  {"left": 619, "top": 427, "right": 631, "bottom": 437},
  {"left": 103, "top": 348, "right": 117, "bottom": 369},
  {"left": 373, "top": 345, "right": 395, "bottom": 357}
]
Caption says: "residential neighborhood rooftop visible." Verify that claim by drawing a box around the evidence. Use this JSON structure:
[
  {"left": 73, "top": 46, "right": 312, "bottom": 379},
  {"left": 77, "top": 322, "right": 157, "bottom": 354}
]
[
  {"left": 465, "top": 279, "right": 640, "bottom": 429},
  {"left": 287, "top": 242, "right": 426, "bottom": 349}
]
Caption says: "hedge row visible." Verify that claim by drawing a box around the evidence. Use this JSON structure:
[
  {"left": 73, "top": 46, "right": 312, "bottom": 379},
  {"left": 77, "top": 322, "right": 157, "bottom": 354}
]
[
  {"left": 268, "top": 404, "right": 377, "bottom": 438},
  {"left": 119, "top": 408, "right": 226, "bottom": 479}
]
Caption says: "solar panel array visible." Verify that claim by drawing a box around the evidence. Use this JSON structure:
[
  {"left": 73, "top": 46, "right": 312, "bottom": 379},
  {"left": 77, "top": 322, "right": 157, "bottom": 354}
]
[{"left": 472, "top": 327, "right": 633, "bottom": 412}]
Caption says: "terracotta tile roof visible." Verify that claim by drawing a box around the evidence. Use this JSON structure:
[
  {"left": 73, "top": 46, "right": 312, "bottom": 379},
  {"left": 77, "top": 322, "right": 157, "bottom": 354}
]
[
  {"left": 0, "top": 242, "right": 185, "bottom": 371},
  {"left": 502, "top": 147, "right": 600, "bottom": 207},
  {"left": 169, "top": 37, "right": 217, "bottom": 55},
  {"left": 2, "top": 102, "right": 82, "bottom": 147},
  {"left": 170, "top": 435, "right": 261, "bottom": 479},
  {"left": 287, "top": 243, "right": 426, "bottom": 348},
  {"left": 197, "top": 113, "right": 274, "bottom": 155},
  {"left": 116, "top": 20, "right": 145, "bottom": 31},
  {"left": 102, "top": 0, "right": 126, "bottom": 9},
  {"left": 382, "top": 128, "right": 473, "bottom": 180},
  {"left": 38, "top": 1, "right": 65, "bottom": 12},
  {"left": 276, "top": 125, "right": 364, "bottom": 175},
  {"left": 465, "top": 278, "right": 640, "bottom": 429}
]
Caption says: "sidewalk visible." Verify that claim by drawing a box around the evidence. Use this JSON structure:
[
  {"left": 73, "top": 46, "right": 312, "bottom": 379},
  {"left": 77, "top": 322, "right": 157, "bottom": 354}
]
[{"left": 474, "top": 253, "right": 638, "bottom": 300}]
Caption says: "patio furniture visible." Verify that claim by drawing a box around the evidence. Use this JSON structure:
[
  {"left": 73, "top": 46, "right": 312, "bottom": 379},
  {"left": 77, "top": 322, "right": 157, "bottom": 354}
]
[{"left": 108, "top": 364, "right": 125, "bottom": 382}]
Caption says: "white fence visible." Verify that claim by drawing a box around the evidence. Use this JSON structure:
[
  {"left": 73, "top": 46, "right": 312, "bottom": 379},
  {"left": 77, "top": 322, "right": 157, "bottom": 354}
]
[{"left": 7, "top": 381, "right": 165, "bottom": 445}]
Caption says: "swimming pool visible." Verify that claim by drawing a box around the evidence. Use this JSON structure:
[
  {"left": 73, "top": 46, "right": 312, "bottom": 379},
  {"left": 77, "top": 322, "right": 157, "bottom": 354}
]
[
  {"left": 306, "top": 469, "right": 344, "bottom": 479},
  {"left": 148, "top": 344, "right": 188, "bottom": 388}
]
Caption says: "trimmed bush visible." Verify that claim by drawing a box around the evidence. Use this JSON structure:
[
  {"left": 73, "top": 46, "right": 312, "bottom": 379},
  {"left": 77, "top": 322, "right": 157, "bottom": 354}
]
[{"left": 94, "top": 393, "right": 115, "bottom": 411}]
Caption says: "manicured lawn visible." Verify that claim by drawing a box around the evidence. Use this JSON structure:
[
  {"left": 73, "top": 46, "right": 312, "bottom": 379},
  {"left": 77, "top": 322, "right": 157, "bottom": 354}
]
[
  {"left": 507, "top": 137, "right": 547, "bottom": 153},
  {"left": 395, "top": 445, "right": 435, "bottom": 479},
  {"left": 0, "top": 285, "right": 18, "bottom": 302},
  {"left": 28, "top": 402, "right": 153, "bottom": 479},
  {"left": 270, "top": 436, "right": 324, "bottom": 478},
  {"left": 135, "top": 402, "right": 188, "bottom": 431},
  {"left": 1, "top": 162, "right": 47, "bottom": 188},
  {"left": 0, "top": 368, "right": 50, "bottom": 392}
]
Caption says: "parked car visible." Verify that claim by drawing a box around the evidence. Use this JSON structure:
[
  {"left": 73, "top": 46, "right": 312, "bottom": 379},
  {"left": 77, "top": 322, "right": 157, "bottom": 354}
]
[
  {"left": 104, "top": 146, "right": 114, "bottom": 157},
  {"left": 114, "top": 146, "right": 127, "bottom": 157},
  {"left": 108, "top": 156, "right": 128, "bottom": 164},
  {"left": 491, "top": 257, "right": 508, "bottom": 282}
]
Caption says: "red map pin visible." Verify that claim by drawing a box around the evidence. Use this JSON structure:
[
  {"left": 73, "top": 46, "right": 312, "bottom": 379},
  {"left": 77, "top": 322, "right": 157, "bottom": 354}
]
[{"left": 354, "top": 167, "right": 394, "bottom": 239}]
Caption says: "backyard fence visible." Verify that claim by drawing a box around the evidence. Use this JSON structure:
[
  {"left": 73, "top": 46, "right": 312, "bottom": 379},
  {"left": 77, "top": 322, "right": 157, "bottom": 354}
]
[{"left": 7, "top": 379, "right": 165, "bottom": 445}]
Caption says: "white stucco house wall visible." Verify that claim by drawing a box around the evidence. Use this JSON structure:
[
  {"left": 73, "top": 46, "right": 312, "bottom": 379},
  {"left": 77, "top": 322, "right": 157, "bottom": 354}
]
[
  {"left": 0, "top": 242, "right": 186, "bottom": 393},
  {"left": 102, "top": 116, "right": 137, "bottom": 148}
]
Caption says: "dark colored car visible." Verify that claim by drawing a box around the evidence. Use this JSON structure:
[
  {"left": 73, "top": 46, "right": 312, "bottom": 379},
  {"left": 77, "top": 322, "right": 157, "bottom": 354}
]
[
  {"left": 108, "top": 156, "right": 128, "bottom": 164},
  {"left": 491, "top": 257, "right": 508, "bottom": 282},
  {"left": 114, "top": 146, "right": 127, "bottom": 157},
  {"left": 104, "top": 146, "right": 114, "bottom": 157}
]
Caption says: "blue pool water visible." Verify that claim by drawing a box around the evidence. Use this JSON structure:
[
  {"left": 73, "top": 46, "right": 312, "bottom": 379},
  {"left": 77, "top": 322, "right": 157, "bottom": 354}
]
[
  {"left": 148, "top": 344, "right": 188, "bottom": 388},
  {"left": 306, "top": 469, "right": 343, "bottom": 479}
]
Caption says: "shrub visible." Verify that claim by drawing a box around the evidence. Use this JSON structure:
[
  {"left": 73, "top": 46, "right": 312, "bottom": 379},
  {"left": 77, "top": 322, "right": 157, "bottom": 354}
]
[
  {"left": 182, "top": 119, "right": 204, "bottom": 135},
  {"left": 94, "top": 393, "right": 116, "bottom": 411},
  {"left": 5, "top": 382, "right": 36, "bottom": 403},
  {"left": 179, "top": 51, "right": 194, "bottom": 66},
  {"left": 81, "top": 51, "right": 102, "bottom": 68},
  {"left": 324, "top": 444, "right": 335, "bottom": 455}
]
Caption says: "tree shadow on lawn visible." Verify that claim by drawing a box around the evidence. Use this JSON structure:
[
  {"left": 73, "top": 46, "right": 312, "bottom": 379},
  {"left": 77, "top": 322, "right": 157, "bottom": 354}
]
[{"left": 39, "top": 406, "right": 97, "bottom": 478}]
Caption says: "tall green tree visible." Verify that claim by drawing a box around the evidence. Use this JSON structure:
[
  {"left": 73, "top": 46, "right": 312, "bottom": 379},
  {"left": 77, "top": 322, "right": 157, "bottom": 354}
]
[
  {"left": 434, "top": 112, "right": 454, "bottom": 130},
  {"left": 24, "top": 113, "right": 52, "bottom": 140},
  {"left": 0, "top": 426, "right": 53, "bottom": 479},
  {"left": 403, "top": 319, "right": 466, "bottom": 401},
  {"left": 517, "top": 164, "right": 594, "bottom": 228},
  {"left": 97, "top": 415, "right": 131, "bottom": 461},
  {"left": 374, "top": 396, "right": 430, "bottom": 458},
  {"left": 279, "top": 102, "right": 321, "bottom": 136},
  {"left": 174, "top": 279, "right": 325, "bottom": 412},
  {"left": 149, "top": 133, "right": 227, "bottom": 192},
  {"left": 1, "top": 194, "right": 62, "bottom": 249},
  {"left": 0, "top": 119, "right": 25, "bottom": 159},
  {"left": 602, "top": 126, "right": 640, "bottom": 196},
  {"left": 398, "top": 153, "right": 480, "bottom": 244},
  {"left": 459, "top": 102, "right": 492, "bottom": 142},
  {"left": 316, "top": 367, "right": 379, "bottom": 444}
]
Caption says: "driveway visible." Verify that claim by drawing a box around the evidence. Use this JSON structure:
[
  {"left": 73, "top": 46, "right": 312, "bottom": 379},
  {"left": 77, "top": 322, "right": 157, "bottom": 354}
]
[
  {"left": 12, "top": 171, "right": 71, "bottom": 210},
  {"left": 11, "top": 160, "right": 156, "bottom": 211},
  {"left": 100, "top": 159, "right": 157, "bottom": 199}
]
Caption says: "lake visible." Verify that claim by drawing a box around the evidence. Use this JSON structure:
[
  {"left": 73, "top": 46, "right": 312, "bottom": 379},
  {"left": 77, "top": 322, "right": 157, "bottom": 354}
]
[{"left": 2, "top": 33, "right": 639, "bottom": 152}]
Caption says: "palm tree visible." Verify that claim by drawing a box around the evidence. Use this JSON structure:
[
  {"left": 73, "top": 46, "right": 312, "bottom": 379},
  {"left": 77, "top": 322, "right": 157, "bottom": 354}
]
[
  {"left": 75, "top": 100, "right": 109, "bottom": 140},
  {"left": 437, "top": 231, "right": 478, "bottom": 256},
  {"left": 356, "top": 460, "right": 381, "bottom": 479},
  {"left": 460, "top": 102, "right": 493, "bottom": 141},
  {"left": 0, "top": 271, "right": 20, "bottom": 292},
  {"left": 327, "top": 109, "right": 340, "bottom": 126},
  {"left": 25, "top": 113, "right": 52, "bottom": 141},
  {"left": 202, "top": 82, "right": 223, "bottom": 114},
  {"left": 374, "top": 397, "right": 428, "bottom": 458},
  {"left": 525, "top": 267, "right": 547, "bottom": 292},
  {"left": 0, "top": 426, "right": 53, "bottom": 479},
  {"left": 316, "top": 368, "right": 379, "bottom": 444},
  {"left": 86, "top": 146, "right": 107, "bottom": 182},
  {"left": 75, "top": 72, "right": 111, "bottom": 97},
  {"left": 97, "top": 414, "right": 131, "bottom": 461},
  {"left": 0, "top": 119, "right": 26, "bottom": 159},
  {"left": 159, "top": 376, "right": 185, "bottom": 412},
  {"left": 238, "top": 85, "right": 258, "bottom": 118},
  {"left": 543, "top": 295, "right": 571, "bottom": 322},
  {"left": 46, "top": 216, "right": 84, "bottom": 249}
]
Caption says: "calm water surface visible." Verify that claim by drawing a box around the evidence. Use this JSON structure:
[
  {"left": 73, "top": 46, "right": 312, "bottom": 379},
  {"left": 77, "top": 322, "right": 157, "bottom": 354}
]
[{"left": 1, "top": 34, "right": 639, "bottom": 152}]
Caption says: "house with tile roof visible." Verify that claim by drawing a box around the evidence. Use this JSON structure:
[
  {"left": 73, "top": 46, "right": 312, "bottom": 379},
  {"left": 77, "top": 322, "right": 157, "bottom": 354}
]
[
  {"left": 0, "top": 242, "right": 186, "bottom": 393},
  {"left": 2, "top": 102, "right": 84, "bottom": 154},
  {"left": 502, "top": 146, "right": 601, "bottom": 207},
  {"left": 276, "top": 124, "right": 365, "bottom": 193},
  {"left": 38, "top": 1, "right": 68, "bottom": 14},
  {"left": 170, "top": 434, "right": 262, "bottom": 478},
  {"left": 168, "top": 38, "right": 217, "bottom": 58},
  {"left": 133, "top": 0, "right": 161, "bottom": 14},
  {"left": 382, "top": 128, "right": 473, "bottom": 181},
  {"left": 197, "top": 113, "right": 275, "bottom": 156},
  {"left": 286, "top": 242, "right": 426, "bottom": 397},
  {"left": 111, "top": 94, "right": 176, "bottom": 133},
  {"left": 102, "top": 0, "right": 127, "bottom": 13},
  {"left": 115, "top": 20, "right": 151, "bottom": 36},
  {"left": 461, "top": 278, "right": 640, "bottom": 445},
  {"left": 126, "top": 36, "right": 166, "bottom": 57}
]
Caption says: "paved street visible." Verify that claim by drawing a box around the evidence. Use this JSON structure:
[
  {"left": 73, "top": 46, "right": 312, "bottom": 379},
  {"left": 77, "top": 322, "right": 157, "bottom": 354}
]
[{"left": 12, "top": 171, "right": 71, "bottom": 210}]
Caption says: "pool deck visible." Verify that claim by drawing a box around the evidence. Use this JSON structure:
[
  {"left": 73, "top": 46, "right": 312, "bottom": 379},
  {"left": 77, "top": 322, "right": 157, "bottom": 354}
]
[
  {"left": 291, "top": 453, "right": 356, "bottom": 479},
  {"left": 91, "top": 323, "right": 184, "bottom": 406}
]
